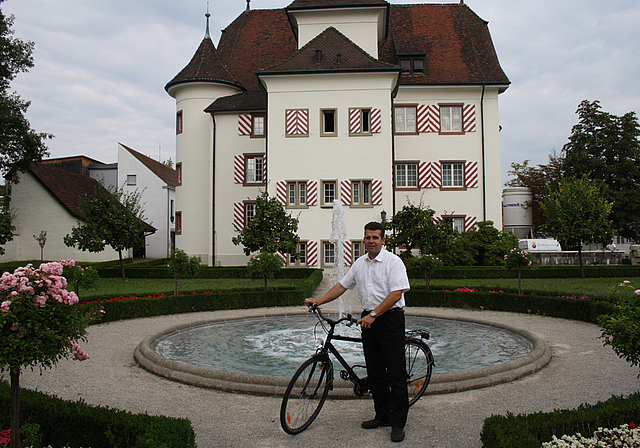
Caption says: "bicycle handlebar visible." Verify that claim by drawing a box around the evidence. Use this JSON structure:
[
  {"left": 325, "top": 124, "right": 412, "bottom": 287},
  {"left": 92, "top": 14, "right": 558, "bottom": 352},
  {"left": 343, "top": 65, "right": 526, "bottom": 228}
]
[{"left": 308, "top": 304, "right": 359, "bottom": 327}]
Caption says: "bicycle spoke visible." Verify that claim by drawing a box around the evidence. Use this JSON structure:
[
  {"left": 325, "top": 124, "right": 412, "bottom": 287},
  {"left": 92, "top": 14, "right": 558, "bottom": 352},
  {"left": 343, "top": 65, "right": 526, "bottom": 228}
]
[{"left": 405, "top": 339, "right": 433, "bottom": 406}]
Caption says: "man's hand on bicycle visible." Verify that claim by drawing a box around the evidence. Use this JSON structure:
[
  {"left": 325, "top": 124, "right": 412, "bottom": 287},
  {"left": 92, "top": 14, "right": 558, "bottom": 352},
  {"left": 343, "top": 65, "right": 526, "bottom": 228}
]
[{"left": 304, "top": 298, "right": 318, "bottom": 308}]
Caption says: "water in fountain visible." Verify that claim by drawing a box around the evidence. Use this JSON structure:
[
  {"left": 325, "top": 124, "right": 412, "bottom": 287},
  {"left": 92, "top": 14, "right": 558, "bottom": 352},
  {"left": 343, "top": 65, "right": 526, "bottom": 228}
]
[{"left": 328, "top": 200, "right": 352, "bottom": 316}]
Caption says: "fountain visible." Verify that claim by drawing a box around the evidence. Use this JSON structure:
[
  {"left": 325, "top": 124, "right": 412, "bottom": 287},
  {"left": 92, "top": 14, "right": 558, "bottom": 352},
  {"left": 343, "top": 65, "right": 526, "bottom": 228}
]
[{"left": 328, "top": 200, "right": 352, "bottom": 317}]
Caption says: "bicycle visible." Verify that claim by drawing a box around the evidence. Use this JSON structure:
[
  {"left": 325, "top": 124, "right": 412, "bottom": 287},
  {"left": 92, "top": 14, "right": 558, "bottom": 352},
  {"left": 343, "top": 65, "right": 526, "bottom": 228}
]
[{"left": 280, "top": 304, "right": 434, "bottom": 435}]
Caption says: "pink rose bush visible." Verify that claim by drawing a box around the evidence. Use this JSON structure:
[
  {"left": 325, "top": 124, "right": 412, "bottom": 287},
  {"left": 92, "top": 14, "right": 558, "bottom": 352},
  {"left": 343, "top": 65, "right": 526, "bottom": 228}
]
[{"left": 0, "top": 261, "right": 89, "bottom": 373}]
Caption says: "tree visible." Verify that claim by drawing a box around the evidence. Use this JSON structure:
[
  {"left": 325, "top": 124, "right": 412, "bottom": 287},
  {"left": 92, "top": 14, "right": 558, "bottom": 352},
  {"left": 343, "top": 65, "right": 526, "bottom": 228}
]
[
  {"left": 0, "top": 261, "right": 89, "bottom": 448},
  {"left": 503, "top": 247, "right": 534, "bottom": 294},
  {"left": 64, "top": 182, "right": 148, "bottom": 281},
  {"left": 462, "top": 220, "right": 519, "bottom": 266},
  {"left": 0, "top": 3, "right": 52, "bottom": 182},
  {"left": 232, "top": 191, "right": 300, "bottom": 256},
  {"left": 246, "top": 252, "right": 284, "bottom": 291},
  {"left": 32, "top": 230, "right": 46, "bottom": 261},
  {"left": 0, "top": 194, "right": 15, "bottom": 255},
  {"left": 541, "top": 176, "right": 614, "bottom": 279},
  {"left": 561, "top": 100, "right": 640, "bottom": 239},
  {"left": 168, "top": 249, "right": 201, "bottom": 296}
]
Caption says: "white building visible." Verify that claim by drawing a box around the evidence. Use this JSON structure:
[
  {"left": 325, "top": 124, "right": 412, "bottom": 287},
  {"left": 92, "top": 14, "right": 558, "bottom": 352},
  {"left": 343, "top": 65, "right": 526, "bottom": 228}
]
[
  {"left": 166, "top": 0, "right": 509, "bottom": 267},
  {"left": 3, "top": 146, "right": 177, "bottom": 262}
]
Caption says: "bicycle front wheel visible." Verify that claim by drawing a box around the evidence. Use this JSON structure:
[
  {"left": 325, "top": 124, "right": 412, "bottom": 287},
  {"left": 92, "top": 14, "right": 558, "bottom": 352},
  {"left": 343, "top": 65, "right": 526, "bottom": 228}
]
[
  {"left": 405, "top": 338, "right": 434, "bottom": 406},
  {"left": 280, "top": 355, "right": 332, "bottom": 435}
]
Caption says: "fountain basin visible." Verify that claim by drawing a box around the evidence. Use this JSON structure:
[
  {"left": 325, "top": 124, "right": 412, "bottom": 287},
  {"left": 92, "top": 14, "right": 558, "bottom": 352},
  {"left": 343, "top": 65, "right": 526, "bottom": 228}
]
[{"left": 134, "top": 307, "right": 552, "bottom": 397}]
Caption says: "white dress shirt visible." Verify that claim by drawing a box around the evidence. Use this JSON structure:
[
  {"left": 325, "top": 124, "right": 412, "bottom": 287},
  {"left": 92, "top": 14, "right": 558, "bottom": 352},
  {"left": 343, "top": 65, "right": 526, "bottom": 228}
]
[{"left": 340, "top": 248, "right": 410, "bottom": 311}]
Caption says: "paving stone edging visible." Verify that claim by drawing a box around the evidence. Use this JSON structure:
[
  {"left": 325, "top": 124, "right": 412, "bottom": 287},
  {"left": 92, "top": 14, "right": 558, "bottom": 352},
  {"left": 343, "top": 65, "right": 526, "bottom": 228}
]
[{"left": 134, "top": 307, "right": 552, "bottom": 397}]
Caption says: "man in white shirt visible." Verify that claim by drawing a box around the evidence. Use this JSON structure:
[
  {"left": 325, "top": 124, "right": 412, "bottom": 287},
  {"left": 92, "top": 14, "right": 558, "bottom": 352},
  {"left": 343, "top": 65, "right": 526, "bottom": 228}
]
[{"left": 305, "top": 221, "right": 410, "bottom": 442}]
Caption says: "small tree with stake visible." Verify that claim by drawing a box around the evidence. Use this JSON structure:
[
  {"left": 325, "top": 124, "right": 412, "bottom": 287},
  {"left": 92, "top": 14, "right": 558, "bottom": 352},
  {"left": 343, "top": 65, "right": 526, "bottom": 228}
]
[
  {"left": 0, "top": 260, "right": 90, "bottom": 448},
  {"left": 168, "top": 249, "right": 201, "bottom": 296},
  {"left": 232, "top": 191, "right": 299, "bottom": 290}
]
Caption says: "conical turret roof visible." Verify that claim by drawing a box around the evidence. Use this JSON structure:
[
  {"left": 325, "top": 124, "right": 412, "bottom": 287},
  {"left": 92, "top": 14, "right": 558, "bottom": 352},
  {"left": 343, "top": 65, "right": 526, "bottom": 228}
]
[{"left": 165, "top": 37, "right": 243, "bottom": 93}]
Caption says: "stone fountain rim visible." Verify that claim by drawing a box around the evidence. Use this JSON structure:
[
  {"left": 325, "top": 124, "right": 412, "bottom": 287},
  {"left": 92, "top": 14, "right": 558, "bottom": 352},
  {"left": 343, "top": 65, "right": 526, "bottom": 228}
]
[{"left": 134, "top": 307, "right": 552, "bottom": 397}]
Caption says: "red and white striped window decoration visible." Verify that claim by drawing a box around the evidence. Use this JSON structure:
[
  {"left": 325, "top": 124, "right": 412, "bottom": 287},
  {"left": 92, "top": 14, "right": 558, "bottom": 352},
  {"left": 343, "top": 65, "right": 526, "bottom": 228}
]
[
  {"left": 464, "top": 161, "right": 478, "bottom": 188},
  {"left": 238, "top": 114, "right": 252, "bottom": 135},
  {"left": 306, "top": 240, "right": 319, "bottom": 267},
  {"left": 416, "top": 104, "right": 475, "bottom": 133},
  {"left": 417, "top": 105, "right": 439, "bottom": 133},
  {"left": 433, "top": 215, "right": 478, "bottom": 233},
  {"left": 340, "top": 180, "right": 351, "bottom": 206},
  {"left": 349, "top": 108, "right": 382, "bottom": 134},
  {"left": 234, "top": 154, "right": 266, "bottom": 185},
  {"left": 342, "top": 241, "right": 353, "bottom": 267},
  {"left": 306, "top": 181, "right": 318, "bottom": 206},
  {"left": 285, "top": 109, "right": 309, "bottom": 136},
  {"left": 276, "top": 181, "right": 287, "bottom": 205},
  {"left": 462, "top": 104, "right": 476, "bottom": 132}
]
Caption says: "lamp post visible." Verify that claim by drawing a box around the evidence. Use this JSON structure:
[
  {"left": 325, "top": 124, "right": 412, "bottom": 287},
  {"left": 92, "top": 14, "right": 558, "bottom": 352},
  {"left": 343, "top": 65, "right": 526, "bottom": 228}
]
[
  {"left": 380, "top": 210, "right": 387, "bottom": 223},
  {"left": 632, "top": 221, "right": 638, "bottom": 244}
]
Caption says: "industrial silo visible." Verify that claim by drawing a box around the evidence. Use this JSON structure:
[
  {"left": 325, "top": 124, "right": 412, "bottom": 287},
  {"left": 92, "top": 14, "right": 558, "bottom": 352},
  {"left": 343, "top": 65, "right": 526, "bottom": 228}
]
[{"left": 502, "top": 187, "right": 533, "bottom": 239}]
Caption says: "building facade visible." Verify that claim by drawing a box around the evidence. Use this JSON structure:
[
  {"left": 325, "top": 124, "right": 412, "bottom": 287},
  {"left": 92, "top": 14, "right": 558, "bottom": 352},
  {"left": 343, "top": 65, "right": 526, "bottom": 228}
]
[{"left": 166, "top": 0, "right": 509, "bottom": 267}]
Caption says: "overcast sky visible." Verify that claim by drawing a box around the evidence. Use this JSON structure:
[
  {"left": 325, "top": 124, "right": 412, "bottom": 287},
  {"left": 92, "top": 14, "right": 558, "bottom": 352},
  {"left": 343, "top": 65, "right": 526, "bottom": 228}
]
[{"left": 4, "top": 0, "right": 640, "bottom": 185}]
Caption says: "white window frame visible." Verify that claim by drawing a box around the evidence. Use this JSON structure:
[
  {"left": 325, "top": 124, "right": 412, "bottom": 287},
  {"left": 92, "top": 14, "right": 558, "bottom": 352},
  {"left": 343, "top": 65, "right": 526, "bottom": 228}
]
[
  {"left": 395, "top": 162, "right": 419, "bottom": 190},
  {"left": 321, "top": 180, "right": 337, "bottom": 207},
  {"left": 322, "top": 241, "right": 335, "bottom": 267},
  {"left": 251, "top": 113, "right": 265, "bottom": 138},
  {"left": 440, "top": 105, "right": 463, "bottom": 133},
  {"left": 351, "top": 180, "right": 372, "bottom": 207},
  {"left": 441, "top": 162, "right": 465, "bottom": 189},
  {"left": 394, "top": 105, "right": 417, "bottom": 134},
  {"left": 287, "top": 181, "right": 308, "bottom": 208},
  {"left": 289, "top": 241, "right": 308, "bottom": 266},
  {"left": 244, "top": 154, "right": 265, "bottom": 186}
]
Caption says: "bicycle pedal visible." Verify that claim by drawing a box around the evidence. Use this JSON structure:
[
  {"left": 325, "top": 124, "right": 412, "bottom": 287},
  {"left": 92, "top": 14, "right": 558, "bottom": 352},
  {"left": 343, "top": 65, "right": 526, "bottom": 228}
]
[{"left": 340, "top": 370, "right": 349, "bottom": 381}]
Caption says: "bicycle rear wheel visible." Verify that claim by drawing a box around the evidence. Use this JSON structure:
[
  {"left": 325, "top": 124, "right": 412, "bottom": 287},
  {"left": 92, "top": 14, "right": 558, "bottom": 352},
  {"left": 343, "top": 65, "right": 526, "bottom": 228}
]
[
  {"left": 405, "top": 338, "right": 434, "bottom": 406},
  {"left": 280, "top": 355, "right": 332, "bottom": 434}
]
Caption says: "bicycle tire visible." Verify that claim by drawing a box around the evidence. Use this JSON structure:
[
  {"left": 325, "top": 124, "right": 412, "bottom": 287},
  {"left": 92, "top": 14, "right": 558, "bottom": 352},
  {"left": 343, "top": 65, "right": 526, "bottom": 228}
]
[
  {"left": 280, "top": 355, "right": 332, "bottom": 434},
  {"left": 405, "top": 338, "right": 434, "bottom": 406}
]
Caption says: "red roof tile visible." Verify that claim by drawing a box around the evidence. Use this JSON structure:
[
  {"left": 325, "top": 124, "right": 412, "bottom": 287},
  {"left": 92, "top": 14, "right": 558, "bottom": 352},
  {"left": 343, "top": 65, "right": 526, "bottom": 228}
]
[{"left": 286, "top": 0, "right": 389, "bottom": 9}]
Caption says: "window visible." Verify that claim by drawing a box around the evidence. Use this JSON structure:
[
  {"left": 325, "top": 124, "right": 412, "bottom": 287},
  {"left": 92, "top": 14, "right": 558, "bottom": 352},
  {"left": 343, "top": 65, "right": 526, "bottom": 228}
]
[
  {"left": 349, "top": 108, "right": 372, "bottom": 134},
  {"left": 176, "top": 162, "right": 182, "bottom": 186},
  {"left": 395, "top": 163, "right": 418, "bottom": 189},
  {"left": 443, "top": 216, "right": 466, "bottom": 234},
  {"left": 245, "top": 155, "right": 264, "bottom": 185},
  {"left": 351, "top": 180, "right": 372, "bottom": 206},
  {"left": 244, "top": 201, "right": 256, "bottom": 225},
  {"left": 440, "top": 105, "right": 463, "bottom": 133},
  {"left": 126, "top": 174, "right": 137, "bottom": 186},
  {"left": 352, "top": 241, "right": 363, "bottom": 263},
  {"left": 175, "top": 211, "right": 182, "bottom": 235},
  {"left": 323, "top": 242, "right": 335, "bottom": 266},
  {"left": 322, "top": 180, "right": 336, "bottom": 206},
  {"left": 287, "top": 181, "right": 307, "bottom": 207},
  {"left": 321, "top": 109, "right": 337, "bottom": 136},
  {"left": 399, "top": 57, "right": 425, "bottom": 75},
  {"left": 441, "top": 162, "right": 465, "bottom": 188},
  {"left": 394, "top": 106, "right": 417, "bottom": 134},
  {"left": 251, "top": 113, "right": 265, "bottom": 138},
  {"left": 289, "top": 241, "right": 308, "bottom": 266},
  {"left": 176, "top": 110, "right": 183, "bottom": 134}
]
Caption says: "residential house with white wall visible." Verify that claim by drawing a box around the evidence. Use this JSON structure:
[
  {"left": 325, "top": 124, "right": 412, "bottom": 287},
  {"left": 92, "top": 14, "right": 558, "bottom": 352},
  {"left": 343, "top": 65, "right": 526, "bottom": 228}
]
[{"left": 166, "top": 0, "right": 509, "bottom": 267}]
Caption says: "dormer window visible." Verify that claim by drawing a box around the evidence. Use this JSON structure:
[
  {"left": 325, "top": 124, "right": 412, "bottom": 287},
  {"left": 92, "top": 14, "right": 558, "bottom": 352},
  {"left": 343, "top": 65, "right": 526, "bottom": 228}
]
[{"left": 399, "top": 57, "right": 425, "bottom": 75}]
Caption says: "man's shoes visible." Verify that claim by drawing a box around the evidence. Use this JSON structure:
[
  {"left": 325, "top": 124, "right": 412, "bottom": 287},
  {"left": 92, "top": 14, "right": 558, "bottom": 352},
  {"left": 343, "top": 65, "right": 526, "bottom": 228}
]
[
  {"left": 391, "top": 427, "right": 405, "bottom": 442},
  {"left": 361, "top": 418, "right": 391, "bottom": 429}
]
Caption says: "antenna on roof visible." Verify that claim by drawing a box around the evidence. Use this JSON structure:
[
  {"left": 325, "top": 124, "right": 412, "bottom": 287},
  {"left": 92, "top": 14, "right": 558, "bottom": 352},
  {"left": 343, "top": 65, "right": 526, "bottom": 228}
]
[
  {"left": 246, "top": 0, "right": 251, "bottom": 11},
  {"left": 204, "top": 2, "right": 211, "bottom": 39}
]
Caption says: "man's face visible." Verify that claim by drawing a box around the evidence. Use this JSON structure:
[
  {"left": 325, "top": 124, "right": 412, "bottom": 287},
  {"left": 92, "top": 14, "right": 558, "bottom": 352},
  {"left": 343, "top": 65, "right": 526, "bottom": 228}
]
[{"left": 364, "top": 229, "right": 385, "bottom": 258}]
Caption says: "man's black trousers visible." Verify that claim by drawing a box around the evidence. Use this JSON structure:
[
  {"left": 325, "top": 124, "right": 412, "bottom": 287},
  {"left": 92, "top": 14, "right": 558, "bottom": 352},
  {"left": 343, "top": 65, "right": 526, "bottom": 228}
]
[{"left": 361, "top": 309, "right": 409, "bottom": 429}]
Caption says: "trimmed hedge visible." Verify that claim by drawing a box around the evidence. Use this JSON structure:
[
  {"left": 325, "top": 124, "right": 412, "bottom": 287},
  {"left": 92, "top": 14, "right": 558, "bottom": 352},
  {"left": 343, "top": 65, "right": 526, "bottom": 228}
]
[
  {"left": 95, "top": 265, "right": 317, "bottom": 280},
  {"left": 0, "top": 382, "right": 196, "bottom": 448},
  {"left": 404, "top": 289, "right": 616, "bottom": 323},
  {"left": 407, "top": 265, "right": 640, "bottom": 280},
  {"left": 481, "top": 393, "right": 640, "bottom": 448},
  {"left": 84, "top": 269, "right": 324, "bottom": 323}
]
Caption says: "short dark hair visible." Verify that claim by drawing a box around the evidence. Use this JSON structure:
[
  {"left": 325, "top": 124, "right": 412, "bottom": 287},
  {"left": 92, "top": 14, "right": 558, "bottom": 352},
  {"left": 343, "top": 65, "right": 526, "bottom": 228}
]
[{"left": 364, "top": 221, "right": 385, "bottom": 238}]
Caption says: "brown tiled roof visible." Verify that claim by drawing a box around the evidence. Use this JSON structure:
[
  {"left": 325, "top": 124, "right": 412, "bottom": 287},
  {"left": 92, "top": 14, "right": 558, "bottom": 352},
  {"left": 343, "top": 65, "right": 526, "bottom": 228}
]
[
  {"left": 120, "top": 144, "right": 178, "bottom": 187},
  {"left": 205, "top": 90, "right": 266, "bottom": 113},
  {"left": 287, "top": 0, "right": 389, "bottom": 9},
  {"left": 30, "top": 164, "right": 156, "bottom": 232},
  {"left": 31, "top": 164, "right": 109, "bottom": 221},
  {"left": 216, "top": 9, "right": 297, "bottom": 91},
  {"left": 165, "top": 37, "right": 242, "bottom": 93},
  {"left": 260, "top": 26, "right": 398, "bottom": 74},
  {"left": 379, "top": 4, "right": 510, "bottom": 86},
  {"left": 196, "top": 3, "right": 508, "bottom": 112}
]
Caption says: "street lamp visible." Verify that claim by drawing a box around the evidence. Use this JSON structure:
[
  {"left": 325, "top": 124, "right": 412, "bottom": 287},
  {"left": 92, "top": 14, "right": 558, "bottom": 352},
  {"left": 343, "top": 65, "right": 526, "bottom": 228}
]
[
  {"left": 380, "top": 210, "right": 387, "bottom": 222},
  {"left": 631, "top": 221, "right": 638, "bottom": 244}
]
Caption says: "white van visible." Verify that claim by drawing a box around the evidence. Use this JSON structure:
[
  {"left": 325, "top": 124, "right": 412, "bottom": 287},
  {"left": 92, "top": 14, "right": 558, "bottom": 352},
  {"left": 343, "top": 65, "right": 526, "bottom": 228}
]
[{"left": 518, "top": 239, "right": 561, "bottom": 252}]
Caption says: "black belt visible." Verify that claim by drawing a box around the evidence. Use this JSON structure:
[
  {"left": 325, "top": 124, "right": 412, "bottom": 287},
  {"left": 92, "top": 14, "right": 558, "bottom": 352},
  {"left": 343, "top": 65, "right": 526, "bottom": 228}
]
[{"left": 361, "top": 308, "right": 404, "bottom": 317}]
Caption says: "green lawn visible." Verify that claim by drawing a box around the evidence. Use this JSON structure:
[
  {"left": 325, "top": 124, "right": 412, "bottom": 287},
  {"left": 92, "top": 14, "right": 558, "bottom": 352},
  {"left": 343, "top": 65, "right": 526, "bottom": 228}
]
[{"left": 78, "top": 277, "right": 304, "bottom": 299}]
